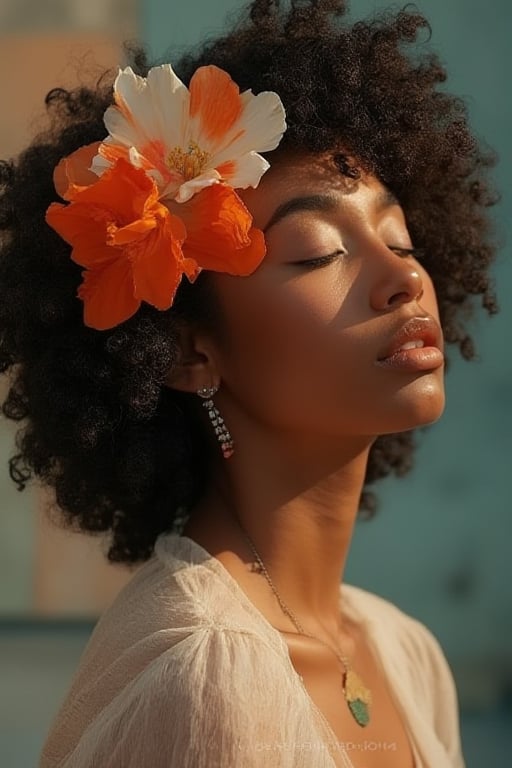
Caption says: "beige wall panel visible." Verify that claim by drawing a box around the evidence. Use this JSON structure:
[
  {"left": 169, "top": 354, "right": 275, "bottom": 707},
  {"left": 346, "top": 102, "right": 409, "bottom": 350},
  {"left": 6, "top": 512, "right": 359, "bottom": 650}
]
[{"left": 1, "top": 31, "right": 136, "bottom": 615}]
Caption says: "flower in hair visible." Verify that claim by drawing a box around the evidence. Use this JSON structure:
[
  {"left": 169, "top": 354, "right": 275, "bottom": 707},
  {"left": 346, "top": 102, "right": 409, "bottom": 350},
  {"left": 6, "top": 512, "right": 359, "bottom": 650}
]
[
  {"left": 45, "top": 63, "right": 286, "bottom": 330},
  {"left": 92, "top": 63, "right": 287, "bottom": 203}
]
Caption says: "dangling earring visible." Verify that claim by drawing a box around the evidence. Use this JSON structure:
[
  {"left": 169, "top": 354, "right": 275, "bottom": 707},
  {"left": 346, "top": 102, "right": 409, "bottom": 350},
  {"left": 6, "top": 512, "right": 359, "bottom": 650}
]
[{"left": 197, "top": 384, "right": 235, "bottom": 459}]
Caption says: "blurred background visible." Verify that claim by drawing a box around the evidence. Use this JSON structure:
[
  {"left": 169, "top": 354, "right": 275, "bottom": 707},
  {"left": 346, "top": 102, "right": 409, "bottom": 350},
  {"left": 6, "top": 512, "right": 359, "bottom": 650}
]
[{"left": 0, "top": 0, "right": 510, "bottom": 766}]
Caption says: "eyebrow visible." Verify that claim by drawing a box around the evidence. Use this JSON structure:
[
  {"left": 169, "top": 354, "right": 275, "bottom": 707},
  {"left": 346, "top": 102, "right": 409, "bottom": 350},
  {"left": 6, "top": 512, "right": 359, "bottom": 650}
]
[{"left": 262, "top": 187, "right": 400, "bottom": 233}]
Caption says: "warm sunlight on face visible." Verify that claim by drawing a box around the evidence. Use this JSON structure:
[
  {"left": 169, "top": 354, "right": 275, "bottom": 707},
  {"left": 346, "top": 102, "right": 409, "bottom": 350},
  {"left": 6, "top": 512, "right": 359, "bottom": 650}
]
[{"left": 208, "top": 151, "right": 445, "bottom": 441}]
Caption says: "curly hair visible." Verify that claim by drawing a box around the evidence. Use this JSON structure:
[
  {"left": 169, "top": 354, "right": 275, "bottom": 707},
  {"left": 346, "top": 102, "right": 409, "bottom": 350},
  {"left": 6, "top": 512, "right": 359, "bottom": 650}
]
[{"left": 0, "top": 0, "right": 499, "bottom": 564}]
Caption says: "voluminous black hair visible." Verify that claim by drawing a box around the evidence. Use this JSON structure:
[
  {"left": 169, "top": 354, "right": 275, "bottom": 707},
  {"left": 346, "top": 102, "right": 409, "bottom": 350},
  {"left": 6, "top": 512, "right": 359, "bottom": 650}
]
[{"left": 0, "top": 0, "right": 499, "bottom": 563}]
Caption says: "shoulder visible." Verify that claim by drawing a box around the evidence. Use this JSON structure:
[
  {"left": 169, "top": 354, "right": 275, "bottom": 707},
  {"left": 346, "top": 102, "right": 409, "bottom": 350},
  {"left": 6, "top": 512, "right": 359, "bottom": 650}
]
[
  {"left": 68, "top": 530, "right": 299, "bottom": 701},
  {"left": 41, "top": 625, "right": 307, "bottom": 768},
  {"left": 83, "top": 533, "right": 266, "bottom": 654},
  {"left": 40, "top": 533, "right": 301, "bottom": 767}
]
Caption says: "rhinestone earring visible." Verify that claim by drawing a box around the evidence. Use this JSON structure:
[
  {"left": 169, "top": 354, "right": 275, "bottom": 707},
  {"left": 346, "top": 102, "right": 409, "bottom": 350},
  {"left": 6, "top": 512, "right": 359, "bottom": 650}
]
[{"left": 197, "top": 385, "right": 235, "bottom": 459}]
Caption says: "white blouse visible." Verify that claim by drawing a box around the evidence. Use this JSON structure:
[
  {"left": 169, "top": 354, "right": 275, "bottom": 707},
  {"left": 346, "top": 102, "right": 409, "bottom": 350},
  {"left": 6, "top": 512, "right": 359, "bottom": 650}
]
[{"left": 39, "top": 532, "right": 466, "bottom": 767}]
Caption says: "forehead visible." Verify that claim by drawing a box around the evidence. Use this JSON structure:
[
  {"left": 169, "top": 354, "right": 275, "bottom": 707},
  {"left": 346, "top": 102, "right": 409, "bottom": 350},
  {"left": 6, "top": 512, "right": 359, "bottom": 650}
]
[{"left": 237, "top": 151, "right": 395, "bottom": 230}]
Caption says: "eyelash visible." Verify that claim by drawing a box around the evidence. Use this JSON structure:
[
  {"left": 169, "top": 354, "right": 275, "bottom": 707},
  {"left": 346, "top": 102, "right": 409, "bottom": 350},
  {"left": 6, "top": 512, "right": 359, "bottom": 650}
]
[
  {"left": 298, "top": 245, "right": 425, "bottom": 270},
  {"left": 299, "top": 250, "right": 346, "bottom": 269},
  {"left": 390, "top": 246, "right": 426, "bottom": 260}
]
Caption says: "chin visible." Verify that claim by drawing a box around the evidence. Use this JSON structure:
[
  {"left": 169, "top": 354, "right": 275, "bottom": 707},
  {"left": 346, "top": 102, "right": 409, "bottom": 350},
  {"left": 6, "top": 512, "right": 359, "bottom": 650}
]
[{"left": 383, "top": 375, "right": 446, "bottom": 431}]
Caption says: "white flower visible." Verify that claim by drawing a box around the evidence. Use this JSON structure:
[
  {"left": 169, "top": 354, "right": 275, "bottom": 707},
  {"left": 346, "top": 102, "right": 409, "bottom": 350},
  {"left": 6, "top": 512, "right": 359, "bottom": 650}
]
[{"left": 91, "top": 63, "right": 287, "bottom": 203}]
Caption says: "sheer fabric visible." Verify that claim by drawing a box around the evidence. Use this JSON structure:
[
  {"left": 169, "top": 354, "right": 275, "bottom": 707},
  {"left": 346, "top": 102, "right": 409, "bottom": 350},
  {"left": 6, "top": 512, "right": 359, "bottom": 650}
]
[{"left": 40, "top": 532, "right": 466, "bottom": 767}]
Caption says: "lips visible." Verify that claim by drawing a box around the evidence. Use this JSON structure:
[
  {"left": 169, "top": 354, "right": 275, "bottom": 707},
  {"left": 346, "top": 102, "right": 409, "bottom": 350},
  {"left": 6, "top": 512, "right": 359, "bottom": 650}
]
[{"left": 378, "top": 315, "right": 443, "bottom": 361}]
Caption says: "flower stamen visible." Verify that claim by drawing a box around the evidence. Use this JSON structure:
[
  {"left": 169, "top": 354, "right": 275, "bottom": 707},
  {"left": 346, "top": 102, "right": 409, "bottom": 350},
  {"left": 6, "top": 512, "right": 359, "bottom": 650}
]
[{"left": 168, "top": 141, "right": 210, "bottom": 181}]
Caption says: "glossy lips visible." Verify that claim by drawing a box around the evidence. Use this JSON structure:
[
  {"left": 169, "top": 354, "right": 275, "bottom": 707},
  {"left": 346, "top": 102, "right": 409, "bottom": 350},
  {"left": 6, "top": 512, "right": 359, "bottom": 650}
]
[{"left": 376, "top": 315, "right": 444, "bottom": 372}]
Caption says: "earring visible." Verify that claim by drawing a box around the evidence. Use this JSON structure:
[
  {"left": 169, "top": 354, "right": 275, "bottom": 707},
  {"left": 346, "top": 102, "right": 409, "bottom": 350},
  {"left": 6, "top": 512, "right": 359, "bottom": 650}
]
[{"left": 197, "top": 385, "right": 235, "bottom": 459}]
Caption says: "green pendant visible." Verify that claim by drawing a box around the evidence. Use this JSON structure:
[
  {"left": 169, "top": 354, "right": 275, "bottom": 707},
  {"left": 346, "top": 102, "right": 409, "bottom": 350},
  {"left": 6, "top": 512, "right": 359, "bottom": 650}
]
[
  {"left": 347, "top": 698, "right": 370, "bottom": 727},
  {"left": 343, "top": 668, "right": 372, "bottom": 727}
]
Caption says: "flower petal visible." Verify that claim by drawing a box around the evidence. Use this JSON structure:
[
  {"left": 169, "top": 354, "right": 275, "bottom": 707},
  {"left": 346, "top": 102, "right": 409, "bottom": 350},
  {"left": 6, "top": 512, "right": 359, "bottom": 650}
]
[
  {"left": 131, "top": 218, "right": 186, "bottom": 309},
  {"left": 53, "top": 142, "right": 102, "bottom": 200},
  {"left": 78, "top": 258, "right": 140, "bottom": 330},
  {"left": 179, "top": 185, "right": 266, "bottom": 274},
  {"left": 110, "top": 215, "right": 157, "bottom": 245},
  {"left": 92, "top": 144, "right": 168, "bottom": 192},
  {"left": 100, "top": 65, "right": 189, "bottom": 170},
  {"left": 91, "top": 139, "right": 131, "bottom": 174},
  {"left": 172, "top": 169, "right": 222, "bottom": 203},
  {"left": 90, "top": 154, "right": 111, "bottom": 178},
  {"left": 46, "top": 201, "right": 115, "bottom": 267},
  {"left": 75, "top": 158, "right": 158, "bottom": 222},
  {"left": 106, "top": 67, "right": 155, "bottom": 145},
  {"left": 189, "top": 65, "right": 243, "bottom": 145},
  {"left": 145, "top": 64, "right": 190, "bottom": 149},
  {"left": 209, "top": 90, "right": 287, "bottom": 168},
  {"left": 215, "top": 151, "right": 269, "bottom": 190}
]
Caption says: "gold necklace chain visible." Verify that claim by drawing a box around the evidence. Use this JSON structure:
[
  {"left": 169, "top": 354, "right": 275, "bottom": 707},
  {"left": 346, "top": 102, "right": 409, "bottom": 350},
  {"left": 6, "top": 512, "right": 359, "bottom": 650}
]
[
  {"left": 240, "top": 524, "right": 351, "bottom": 667},
  {"left": 229, "top": 511, "right": 373, "bottom": 728}
]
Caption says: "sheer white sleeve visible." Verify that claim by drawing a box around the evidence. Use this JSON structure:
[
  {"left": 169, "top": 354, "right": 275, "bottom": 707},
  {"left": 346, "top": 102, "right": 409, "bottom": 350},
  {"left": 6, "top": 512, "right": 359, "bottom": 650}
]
[{"left": 47, "top": 626, "right": 333, "bottom": 768}]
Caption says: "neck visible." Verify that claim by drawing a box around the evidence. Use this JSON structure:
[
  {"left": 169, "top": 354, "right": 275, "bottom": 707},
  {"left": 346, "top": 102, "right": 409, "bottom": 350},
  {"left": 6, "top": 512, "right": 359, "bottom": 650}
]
[{"left": 185, "top": 426, "right": 373, "bottom": 637}]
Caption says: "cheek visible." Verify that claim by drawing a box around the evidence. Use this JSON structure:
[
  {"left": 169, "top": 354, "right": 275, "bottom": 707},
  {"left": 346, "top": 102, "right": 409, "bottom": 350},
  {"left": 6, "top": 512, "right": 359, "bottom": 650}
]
[
  {"left": 210, "top": 270, "right": 369, "bottom": 428},
  {"left": 214, "top": 270, "right": 340, "bottom": 370}
]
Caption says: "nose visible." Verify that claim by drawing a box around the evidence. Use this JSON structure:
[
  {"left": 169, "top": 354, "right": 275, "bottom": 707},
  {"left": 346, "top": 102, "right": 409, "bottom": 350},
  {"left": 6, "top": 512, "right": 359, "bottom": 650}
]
[{"left": 369, "top": 248, "right": 424, "bottom": 311}]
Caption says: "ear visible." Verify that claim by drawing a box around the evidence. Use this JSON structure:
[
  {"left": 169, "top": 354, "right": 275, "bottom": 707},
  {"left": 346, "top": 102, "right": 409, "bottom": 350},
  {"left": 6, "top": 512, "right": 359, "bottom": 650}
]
[{"left": 165, "top": 323, "right": 220, "bottom": 394}]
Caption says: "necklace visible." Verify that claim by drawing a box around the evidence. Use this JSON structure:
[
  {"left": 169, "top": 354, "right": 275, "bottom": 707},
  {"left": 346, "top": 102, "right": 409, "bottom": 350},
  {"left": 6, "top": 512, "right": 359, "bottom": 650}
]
[{"left": 229, "top": 511, "right": 372, "bottom": 728}]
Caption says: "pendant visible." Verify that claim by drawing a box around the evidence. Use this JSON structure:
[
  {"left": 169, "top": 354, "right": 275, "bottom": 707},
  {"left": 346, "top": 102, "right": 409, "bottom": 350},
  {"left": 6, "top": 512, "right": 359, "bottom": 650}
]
[{"left": 342, "top": 668, "right": 372, "bottom": 727}]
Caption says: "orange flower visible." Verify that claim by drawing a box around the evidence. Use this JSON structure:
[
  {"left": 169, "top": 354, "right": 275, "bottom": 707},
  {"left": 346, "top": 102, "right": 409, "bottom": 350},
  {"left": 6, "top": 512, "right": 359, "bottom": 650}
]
[
  {"left": 178, "top": 184, "right": 265, "bottom": 275},
  {"left": 52, "top": 142, "right": 102, "bottom": 200},
  {"left": 46, "top": 158, "right": 190, "bottom": 329},
  {"left": 46, "top": 157, "right": 266, "bottom": 329}
]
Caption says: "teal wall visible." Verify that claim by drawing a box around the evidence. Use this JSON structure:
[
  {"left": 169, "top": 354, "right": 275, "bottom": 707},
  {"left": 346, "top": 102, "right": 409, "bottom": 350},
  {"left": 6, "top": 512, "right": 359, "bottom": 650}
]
[{"left": 144, "top": 0, "right": 511, "bottom": 684}]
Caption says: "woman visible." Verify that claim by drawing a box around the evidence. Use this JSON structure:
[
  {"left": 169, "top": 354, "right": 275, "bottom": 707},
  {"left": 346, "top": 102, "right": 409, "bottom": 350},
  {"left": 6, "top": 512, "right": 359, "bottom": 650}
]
[{"left": 0, "top": 1, "right": 498, "bottom": 766}]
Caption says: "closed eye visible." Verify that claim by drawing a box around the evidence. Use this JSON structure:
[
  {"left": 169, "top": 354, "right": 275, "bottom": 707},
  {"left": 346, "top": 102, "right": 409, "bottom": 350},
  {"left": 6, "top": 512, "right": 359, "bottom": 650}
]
[
  {"left": 389, "top": 246, "right": 426, "bottom": 260},
  {"left": 293, "top": 245, "right": 425, "bottom": 271},
  {"left": 293, "top": 250, "right": 346, "bottom": 269}
]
